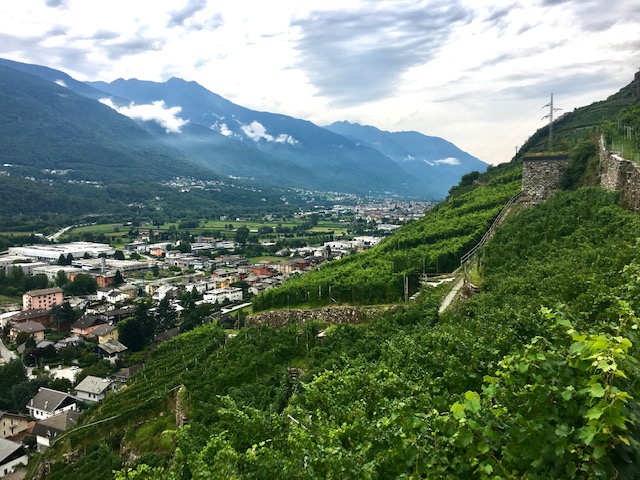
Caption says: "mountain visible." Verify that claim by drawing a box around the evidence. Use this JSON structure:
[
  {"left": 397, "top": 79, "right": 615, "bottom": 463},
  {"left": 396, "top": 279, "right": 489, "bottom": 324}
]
[
  {"left": 325, "top": 121, "right": 488, "bottom": 198},
  {"left": 88, "top": 77, "right": 430, "bottom": 197},
  {"left": 0, "top": 64, "right": 293, "bottom": 219},
  {"left": 2, "top": 57, "right": 485, "bottom": 198}
]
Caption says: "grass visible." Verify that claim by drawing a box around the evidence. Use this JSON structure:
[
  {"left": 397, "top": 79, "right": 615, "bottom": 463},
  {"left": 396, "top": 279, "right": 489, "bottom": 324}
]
[
  {"left": 0, "top": 294, "right": 21, "bottom": 305},
  {"left": 247, "top": 256, "right": 285, "bottom": 264},
  {"left": 65, "top": 218, "right": 348, "bottom": 245},
  {"left": 610, "top": 138, "right": 640, "bottom": 164}
]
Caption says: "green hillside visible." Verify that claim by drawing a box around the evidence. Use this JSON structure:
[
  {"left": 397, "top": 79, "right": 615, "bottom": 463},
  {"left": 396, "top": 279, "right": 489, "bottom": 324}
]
[
  {"left": 520, "top": 78, "right": 639, "bottom": 154},
  {"left": 254, "top": 162, "right": 521, "bottom": 310},
  {"left": 29, "top": 155, "right": 640, "bottom": 478}
]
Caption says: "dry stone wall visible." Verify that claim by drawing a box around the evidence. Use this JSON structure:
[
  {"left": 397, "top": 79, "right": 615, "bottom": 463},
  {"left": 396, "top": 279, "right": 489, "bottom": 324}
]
[
  {"left": 599, "top": 136, "right": 640, "bottom": 211},
  {"left": 521, "top": 155, "right": 569, "bottom": 205},
  {"left": 247, "top": 305, "right": 394, "bottom": 328}
]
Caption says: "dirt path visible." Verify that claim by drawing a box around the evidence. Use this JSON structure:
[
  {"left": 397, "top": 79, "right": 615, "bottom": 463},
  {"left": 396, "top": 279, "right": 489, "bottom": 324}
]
[{"left": 438, "top": 278, "right": 464, "bottom": 314}]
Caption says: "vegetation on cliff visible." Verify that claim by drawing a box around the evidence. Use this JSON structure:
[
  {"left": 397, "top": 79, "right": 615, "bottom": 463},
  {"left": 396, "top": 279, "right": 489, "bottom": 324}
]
[{"left": 32, "top": 166, "right": 640, "bottom": 478}]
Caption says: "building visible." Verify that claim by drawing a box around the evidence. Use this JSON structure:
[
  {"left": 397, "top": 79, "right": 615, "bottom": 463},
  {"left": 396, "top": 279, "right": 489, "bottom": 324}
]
[
  {"left": 0, "top": 412, "right": 30, "bottom": 440},
  {"left": 95, "top": 339, "right": 128, "bottom": 364},
  {"left": 23, "top": 287, "right": 63, "bottom": 311},
  {"left": 74, "top": 376, "right": 116, "bottom": 403},
  {"left": 26, "top": 388, "right": 77, "bottom": 420},
  {"left": 0, "top": 311, "right": 20, "bottom": 329},
  {"left": 32, "top": 410, "right": 80, "bottom": 452},
  {"left": 90, "top": 324, "right": 118, "bottom": 344},
  {"left": 0, "top": 438, "right": 28, "bottom": 478},
  {"left": 203, "top": 287, "right": 243, "bottom": 305},
  {"left": 71, "top": 316, "right": 106, "bottom": 338},
  {"left": 0, "top": 258, "right": 48, "bottom": 276},
  {"left": 9, "top": 321, "right": 45, "bottom": 342},
  {"left": 10, "top": 309, "right": 53, "bottom": 329},
  {"left": 521, "top": 153, "right": 570, "bottom": 205},
  {"left": 8, "top": 242, "right": 115, "bottom": 264}
]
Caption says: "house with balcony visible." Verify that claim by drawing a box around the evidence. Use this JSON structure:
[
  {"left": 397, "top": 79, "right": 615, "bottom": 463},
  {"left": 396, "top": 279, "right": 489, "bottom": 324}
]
[{"left": 0, "top": 412, "right": 30, "bottom": 440}]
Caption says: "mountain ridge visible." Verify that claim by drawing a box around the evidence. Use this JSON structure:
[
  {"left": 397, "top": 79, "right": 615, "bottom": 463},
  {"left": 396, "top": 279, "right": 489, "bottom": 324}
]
[{"left": 1, "top": 57, "right": 488, "bottom": 199}]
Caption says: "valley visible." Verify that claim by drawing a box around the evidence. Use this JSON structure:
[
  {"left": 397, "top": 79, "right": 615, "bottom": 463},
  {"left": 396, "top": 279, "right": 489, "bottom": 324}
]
[{"left": 0, "top": 57, "right": 639, "bottom": 480}]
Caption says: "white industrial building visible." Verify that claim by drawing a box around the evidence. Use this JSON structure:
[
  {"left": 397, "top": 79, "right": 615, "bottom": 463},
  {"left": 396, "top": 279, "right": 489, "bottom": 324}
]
[{"left": 8, "top": 242, "right": 115, "bottom": 263}]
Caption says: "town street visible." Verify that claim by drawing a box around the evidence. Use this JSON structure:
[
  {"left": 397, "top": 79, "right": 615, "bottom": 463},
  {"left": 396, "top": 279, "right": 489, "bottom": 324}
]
[{"left": 0, "top": 337, "right": 18, "bottom": 363}]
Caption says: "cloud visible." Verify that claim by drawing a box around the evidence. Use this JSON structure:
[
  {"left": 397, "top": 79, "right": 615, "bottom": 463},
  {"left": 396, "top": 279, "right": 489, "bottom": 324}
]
[
  {"left": 167, "top": 0, "right": 208, "bottom": 27},
  {"left": 102, "top": 33, "right": 165, "bottom": 60},
  {"left": 543, "top": 0, "right": 640, "bottom": 32},
  {"left": 54, "top": 79, "right": 67, "bottom": 87},
  {"left": 211, "top": 121, "right": 235, "bottom": 137},
  {"left": 100, "top": 98, "right": 189, "bottom": 133},
  {"left": 240, "top": 121, "right": 299, "bottom": 145},
  {"left": 292, "top": 0, "right": 471, "bottom": 106},
  {"left": 45, "top": 0, "right": 68, "bottom": 8},
  {"left": 433, "top": 157, "right": 460, "bottom": 166},
  {"left": 92, "top": 30, "right": 120, "bottom": 41}
]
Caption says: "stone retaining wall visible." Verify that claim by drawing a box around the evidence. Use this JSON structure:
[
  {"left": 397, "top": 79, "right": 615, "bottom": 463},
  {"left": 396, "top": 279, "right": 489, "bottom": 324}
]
[
  {"left": 521, "top": 155, "right": 569, "bottom": 205},
  {"left": 599, "top": 136, "right": 640, "bottom": 211},
  {"left": 247, "top": 306, "right": 393, "bottom": 328}
]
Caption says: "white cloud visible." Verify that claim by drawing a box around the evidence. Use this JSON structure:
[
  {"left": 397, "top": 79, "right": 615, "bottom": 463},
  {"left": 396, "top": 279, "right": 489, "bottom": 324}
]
[
  {"left": 55, "top": 79, "right": 67, "bottom": 87},
  {"left": 99, "top": 98, "right": 188, "bottom": 133},
  {"left": 211, "top": 121, "right": 235, "bottom": 137},
  {"left": 433, "top": 157, "right": 460, "bottom": 166},
  {"left": 240, "top": 120, "right": 299, "bottom": 145}
]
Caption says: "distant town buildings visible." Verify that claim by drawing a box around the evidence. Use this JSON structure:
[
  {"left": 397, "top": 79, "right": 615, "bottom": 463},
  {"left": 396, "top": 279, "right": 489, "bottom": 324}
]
[{"left": 8, "top": 242, "right": 115, "bottom": 263}]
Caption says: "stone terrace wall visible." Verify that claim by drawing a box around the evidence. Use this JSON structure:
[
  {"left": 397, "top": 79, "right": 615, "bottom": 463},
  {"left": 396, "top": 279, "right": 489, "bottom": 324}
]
[
  {"left": 599, "top": 136, "right": 640, "bottom": 211},
  {"left": 247, "top": 306, "right": 393, "bottom": 328},
  {"left": 521, "top": 155, "right": 570, "bottom": 205}
]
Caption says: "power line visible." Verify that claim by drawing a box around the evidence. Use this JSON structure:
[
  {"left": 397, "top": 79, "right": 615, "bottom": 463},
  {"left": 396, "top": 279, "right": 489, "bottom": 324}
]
[{"left": 542, "top": 93, "right": 562, "bottom": 150}]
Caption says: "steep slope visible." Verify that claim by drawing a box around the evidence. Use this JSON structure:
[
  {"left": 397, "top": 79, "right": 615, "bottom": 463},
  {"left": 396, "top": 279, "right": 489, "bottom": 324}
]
[
  {"left": 0, "top": 57, "right": 112, "bottom": 101},
  {"left": 0, "top": 65, "right": 294, "bottom": 218},
  {"left": 88, "top": 77, "right": 432, "bottom": 197},
  {"left": 0, "top": 65, "right": 213, "bottom": 183},
  {"left": 519, "top": 76, "right": 640, "bottom": 154},
  {"left": 254, "top": 161, "right": 521, "bottom": 310},
  {"left": 39, "top": 182, "right": 640, "bottom": 479},
  {"left": 325, "top": 121, "right": 488, "bottom": 198}
]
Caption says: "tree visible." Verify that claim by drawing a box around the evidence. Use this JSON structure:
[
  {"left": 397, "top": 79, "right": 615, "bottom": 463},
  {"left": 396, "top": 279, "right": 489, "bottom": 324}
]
[
  {"left": 51, "top": 301, "right": 77, "bottom": 331},
  {"left": 113, "top": 250, "right": 125, "bottom": 261},
  {"left": 65, "top": 273, "right": 97, "bottom": 296},
  {"left": 0, "top": 360, "right": 27, "bottom": 410},
  {"left": 155, "top": 297, "right": 177, "bottom": 333},
  {"left": 57, "top": 254, "right": 67, "bottom": 266},
  {"left": 118, "top": 317, "right": 145, "bottom": 352},
  {"left": 235, "top": 226, "right": 250, "bottom": 245},
  {"left": 55, "top": 269, "right": 68, "bottom": 288},
  {"left": 134, "top": 300, "right": 154, "bottom": 342},
  {"left": 65, "top": 253, "right": 74, "bottom": 265},
  {"left": 113, "top": 270, "right": 125, "bottom": 286}
]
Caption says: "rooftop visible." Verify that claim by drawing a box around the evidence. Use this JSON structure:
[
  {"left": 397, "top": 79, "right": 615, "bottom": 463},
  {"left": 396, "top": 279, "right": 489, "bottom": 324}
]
[{"left": 75, "top": 376, "right": 113, "bottom": 395}]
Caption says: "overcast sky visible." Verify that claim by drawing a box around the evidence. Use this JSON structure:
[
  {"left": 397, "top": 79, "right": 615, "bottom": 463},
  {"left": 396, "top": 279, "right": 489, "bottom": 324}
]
[{"left": 1, "top": 0, "right": 638, "bottom": 165}]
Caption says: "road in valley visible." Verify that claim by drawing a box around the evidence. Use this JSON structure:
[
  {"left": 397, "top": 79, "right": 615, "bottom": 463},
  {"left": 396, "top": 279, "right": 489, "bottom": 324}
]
[
  {"left": 0, "top": 337, "right": 18, "bottom": 363},
  {"left": 46, "top": 225, "right": 75, "bottom": 242}
]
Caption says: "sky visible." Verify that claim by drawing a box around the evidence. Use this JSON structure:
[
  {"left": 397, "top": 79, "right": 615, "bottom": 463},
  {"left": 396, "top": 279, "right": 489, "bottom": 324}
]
[{"left": 0, "top": 0, "right": 638, "bottom": 165}]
